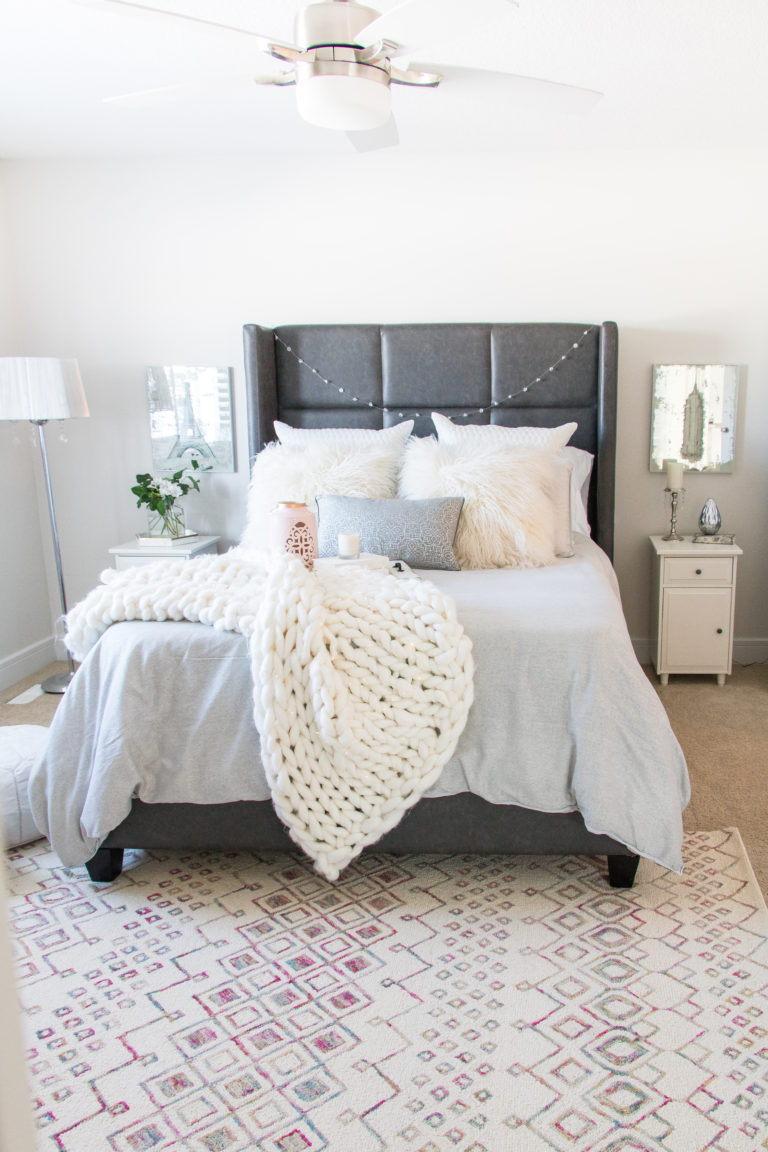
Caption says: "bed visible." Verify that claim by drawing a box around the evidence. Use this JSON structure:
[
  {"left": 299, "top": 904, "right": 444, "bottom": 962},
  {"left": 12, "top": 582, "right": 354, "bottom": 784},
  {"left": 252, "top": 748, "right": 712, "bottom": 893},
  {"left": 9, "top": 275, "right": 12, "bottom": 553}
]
[{"left": 29, "top": 321, "right": 689, "bottom": 887}]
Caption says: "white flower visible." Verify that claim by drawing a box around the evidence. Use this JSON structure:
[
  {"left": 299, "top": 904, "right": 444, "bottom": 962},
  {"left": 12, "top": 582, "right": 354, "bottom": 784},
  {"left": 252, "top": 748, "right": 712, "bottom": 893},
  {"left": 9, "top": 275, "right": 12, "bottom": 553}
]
[{"left": 157, "top": 479, "right": 183, "bottom": 498}]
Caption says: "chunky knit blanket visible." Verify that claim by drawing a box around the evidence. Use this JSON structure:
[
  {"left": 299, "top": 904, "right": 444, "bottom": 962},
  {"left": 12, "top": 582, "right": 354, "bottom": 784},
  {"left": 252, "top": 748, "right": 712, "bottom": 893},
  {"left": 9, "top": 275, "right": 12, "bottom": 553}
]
[{"left": 65, "top": 550, "right": 474, "bottom": 880}]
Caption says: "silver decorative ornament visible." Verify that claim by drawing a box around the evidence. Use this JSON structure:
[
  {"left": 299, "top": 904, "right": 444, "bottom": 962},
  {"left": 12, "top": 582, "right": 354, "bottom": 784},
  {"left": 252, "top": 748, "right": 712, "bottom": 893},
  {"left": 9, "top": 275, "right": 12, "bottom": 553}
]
[{"left": 698, "top": 498, "right": 722, "bottom": 535}]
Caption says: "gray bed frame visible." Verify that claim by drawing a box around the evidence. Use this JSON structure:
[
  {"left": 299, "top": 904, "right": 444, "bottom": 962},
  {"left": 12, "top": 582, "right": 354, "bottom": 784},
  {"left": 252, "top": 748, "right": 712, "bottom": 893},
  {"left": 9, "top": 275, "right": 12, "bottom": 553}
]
[{"left": 87, "top": 320, "right": 639, "bottom": 888}]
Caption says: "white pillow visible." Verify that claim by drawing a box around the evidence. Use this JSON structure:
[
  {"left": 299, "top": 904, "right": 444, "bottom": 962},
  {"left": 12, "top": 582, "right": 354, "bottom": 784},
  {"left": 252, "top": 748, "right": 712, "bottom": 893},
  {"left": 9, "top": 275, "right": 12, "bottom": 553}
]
[
  {"left": 431, "top": 412, "right": 577, "bottom": 451},
  {"left": 399, "top": 439, "right": 560, "bottom": 570},
  {"left": 562, "top": 446, "right": 593, "bottom": 537},
  {"left": 274, "top": 419, "right": 413, "bottom": 446},
  {"left": 240, "top": 440, "right": 401, "bottom": 553}
]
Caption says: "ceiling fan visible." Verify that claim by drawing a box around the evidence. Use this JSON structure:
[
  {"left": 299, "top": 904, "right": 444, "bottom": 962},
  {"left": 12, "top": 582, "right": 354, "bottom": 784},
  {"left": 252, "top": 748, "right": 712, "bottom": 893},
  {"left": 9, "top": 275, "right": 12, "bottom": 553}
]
[{"left": 93, "top": 0, "right": 601, "bottom": 147}]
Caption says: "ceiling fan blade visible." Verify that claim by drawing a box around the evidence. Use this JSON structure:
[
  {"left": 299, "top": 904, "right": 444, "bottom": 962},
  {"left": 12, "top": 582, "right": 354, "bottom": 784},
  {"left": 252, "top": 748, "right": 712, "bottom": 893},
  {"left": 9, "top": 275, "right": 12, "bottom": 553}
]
[
  {"left": 346, "top": 116, "right": 400, "bottom": 152},
  {"left": 81, "top": 0, "right": 299, "bottom": 56},
  {"left": 103, "top": 71, "right": 294, "bottom": 108},
  {"left": 357, "top": 0, "right": 518, "bottom": 54},
  {"left": 408, "top": 61, "right": 603, "bottom": 112}
]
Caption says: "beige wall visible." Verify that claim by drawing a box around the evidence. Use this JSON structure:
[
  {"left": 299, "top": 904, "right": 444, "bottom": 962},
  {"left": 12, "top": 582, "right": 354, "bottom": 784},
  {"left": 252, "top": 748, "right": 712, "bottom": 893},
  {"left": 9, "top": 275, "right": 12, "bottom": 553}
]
[{"left": 1, "top": 147, "right": 767, "bottom": 679}]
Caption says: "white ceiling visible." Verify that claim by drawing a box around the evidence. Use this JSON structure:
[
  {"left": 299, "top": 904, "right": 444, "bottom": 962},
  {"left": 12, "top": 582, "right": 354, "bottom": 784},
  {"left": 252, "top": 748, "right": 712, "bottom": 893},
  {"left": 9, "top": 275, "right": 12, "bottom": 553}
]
[{"left": 2, "top": 0, "right": 768, "bottom": 158}]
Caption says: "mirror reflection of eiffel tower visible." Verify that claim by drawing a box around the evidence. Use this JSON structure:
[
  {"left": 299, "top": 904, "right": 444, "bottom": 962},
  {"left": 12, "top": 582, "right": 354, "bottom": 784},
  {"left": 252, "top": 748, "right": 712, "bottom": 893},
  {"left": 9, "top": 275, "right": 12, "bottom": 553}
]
[{"left": 166, "top": 380, "right": 216, "bottom": 463}]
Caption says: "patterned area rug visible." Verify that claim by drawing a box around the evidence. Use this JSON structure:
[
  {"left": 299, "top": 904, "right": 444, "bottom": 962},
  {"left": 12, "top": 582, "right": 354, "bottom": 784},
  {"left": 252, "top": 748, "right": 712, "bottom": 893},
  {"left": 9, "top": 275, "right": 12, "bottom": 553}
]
[{"left": 6, "top": 829, "right": 768, "bottom": 1152}]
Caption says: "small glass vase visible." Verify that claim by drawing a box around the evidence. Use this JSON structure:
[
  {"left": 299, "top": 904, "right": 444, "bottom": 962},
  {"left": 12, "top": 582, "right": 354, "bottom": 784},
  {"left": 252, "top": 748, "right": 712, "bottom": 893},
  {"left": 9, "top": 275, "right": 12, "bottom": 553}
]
[{"left": 147, "top": 503, "right": 187, "bottom": 539}]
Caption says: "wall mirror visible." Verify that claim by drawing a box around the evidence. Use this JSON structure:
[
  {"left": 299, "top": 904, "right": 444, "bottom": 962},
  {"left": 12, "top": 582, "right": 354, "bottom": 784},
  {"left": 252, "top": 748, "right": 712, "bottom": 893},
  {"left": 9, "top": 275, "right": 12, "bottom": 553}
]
[
  {"left": 147, "top": 365, "right": 235, "bottom": 473},
  {"left": 650, "top": 364, "right": 739, "bottom": 473}
]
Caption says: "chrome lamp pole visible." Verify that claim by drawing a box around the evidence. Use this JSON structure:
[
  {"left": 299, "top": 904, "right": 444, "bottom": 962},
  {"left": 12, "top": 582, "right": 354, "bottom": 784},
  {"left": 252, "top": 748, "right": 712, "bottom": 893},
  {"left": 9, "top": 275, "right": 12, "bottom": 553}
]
[{"left": 33, "top": 418, "right": 77, "bottom": 693}]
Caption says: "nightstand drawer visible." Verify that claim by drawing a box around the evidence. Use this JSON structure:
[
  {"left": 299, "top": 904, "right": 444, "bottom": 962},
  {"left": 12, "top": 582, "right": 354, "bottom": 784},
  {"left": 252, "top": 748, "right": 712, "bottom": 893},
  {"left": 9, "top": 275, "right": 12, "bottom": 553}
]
[{"left": 663, "top": 556, "right": 734, "bottom": 584}]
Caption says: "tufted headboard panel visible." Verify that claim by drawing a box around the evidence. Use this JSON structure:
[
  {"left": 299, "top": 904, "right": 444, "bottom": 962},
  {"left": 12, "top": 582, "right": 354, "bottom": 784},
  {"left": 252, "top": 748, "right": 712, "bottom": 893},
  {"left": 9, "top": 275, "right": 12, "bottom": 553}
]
[{"left": 243, "top": 322, "right": 618, "bottom": 559}]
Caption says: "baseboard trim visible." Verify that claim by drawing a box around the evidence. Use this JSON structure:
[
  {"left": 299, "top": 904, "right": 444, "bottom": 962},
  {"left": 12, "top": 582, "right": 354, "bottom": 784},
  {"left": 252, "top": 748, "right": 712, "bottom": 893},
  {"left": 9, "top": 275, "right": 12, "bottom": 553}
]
[
  {"left": 733, "top": 638, "right": 768, "bottom": 666},
  {"left": 632, "top": 637, "right": 768, "bottom": 670},
  {"left": 0, "top": 636, "right": 57, "bottom": 692}
]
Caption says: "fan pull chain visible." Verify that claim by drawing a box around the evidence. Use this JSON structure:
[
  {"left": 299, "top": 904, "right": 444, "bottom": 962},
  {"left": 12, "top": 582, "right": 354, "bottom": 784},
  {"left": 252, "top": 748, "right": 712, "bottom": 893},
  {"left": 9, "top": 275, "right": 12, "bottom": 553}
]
[{"left": 274, "top": 325, "right": 597, "bottom": 420}]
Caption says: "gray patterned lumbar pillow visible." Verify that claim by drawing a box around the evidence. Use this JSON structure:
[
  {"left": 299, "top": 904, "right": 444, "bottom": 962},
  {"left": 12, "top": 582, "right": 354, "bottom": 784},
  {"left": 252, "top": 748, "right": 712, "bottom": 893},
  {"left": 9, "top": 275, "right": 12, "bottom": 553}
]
[{"left": 316, "top": 495, "right": 464, "bottom": 570}]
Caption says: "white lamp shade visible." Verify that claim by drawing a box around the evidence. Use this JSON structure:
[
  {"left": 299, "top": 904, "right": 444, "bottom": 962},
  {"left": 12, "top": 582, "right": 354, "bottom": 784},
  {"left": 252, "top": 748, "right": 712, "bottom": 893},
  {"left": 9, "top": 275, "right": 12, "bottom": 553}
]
[
  {"left": 296, "top": 74, "right": 392, "bottom": 130},
  {"left": 0, "top": 358, "right": 89, "bottom": 421}
]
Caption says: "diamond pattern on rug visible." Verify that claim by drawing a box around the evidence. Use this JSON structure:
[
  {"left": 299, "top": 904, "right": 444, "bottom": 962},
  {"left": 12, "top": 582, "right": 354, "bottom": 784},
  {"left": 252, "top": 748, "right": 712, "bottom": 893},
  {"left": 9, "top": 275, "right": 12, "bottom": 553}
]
[{"left": 6, "top": 830, "right": 768, "bottom": 1152}]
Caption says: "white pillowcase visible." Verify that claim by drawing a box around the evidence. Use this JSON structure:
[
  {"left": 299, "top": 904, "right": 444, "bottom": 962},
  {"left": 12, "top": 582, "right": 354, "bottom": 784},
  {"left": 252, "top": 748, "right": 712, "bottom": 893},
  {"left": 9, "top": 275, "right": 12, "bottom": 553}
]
[
  {"left": 240, "top": 439, "right": 402, "bottom": 553},
  {"left": 562, "top": 445, "right": 593, "bottom": 537},
  {"left": 399, "top": 439, "right": 561, "bottom": 570},
  {"left": 274, "top": 419, "right": 413, "bottom": 446},
  {"left": 431, "top": 412, "right": 577, "bottom": 451}
]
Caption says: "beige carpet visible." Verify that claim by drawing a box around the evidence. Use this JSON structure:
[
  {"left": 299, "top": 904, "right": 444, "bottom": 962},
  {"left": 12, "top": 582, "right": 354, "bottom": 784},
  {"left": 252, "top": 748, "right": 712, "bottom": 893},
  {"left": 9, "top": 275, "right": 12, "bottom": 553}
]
[
  {"left": 1, "top": 663, "right": 65, "bottom": 727},
  {"left": 646, "top": 663, "right": 768, "bottom": 897},
  {"left": 3, "top": 660, "right": 767, "bottom": 895}
]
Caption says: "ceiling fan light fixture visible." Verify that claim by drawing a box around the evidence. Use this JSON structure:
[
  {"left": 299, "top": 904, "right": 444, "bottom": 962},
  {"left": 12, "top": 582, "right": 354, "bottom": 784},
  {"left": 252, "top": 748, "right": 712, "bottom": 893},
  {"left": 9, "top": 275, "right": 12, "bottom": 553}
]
[{"left": 296, "top": 71, "right": 391, "bottom": 130}]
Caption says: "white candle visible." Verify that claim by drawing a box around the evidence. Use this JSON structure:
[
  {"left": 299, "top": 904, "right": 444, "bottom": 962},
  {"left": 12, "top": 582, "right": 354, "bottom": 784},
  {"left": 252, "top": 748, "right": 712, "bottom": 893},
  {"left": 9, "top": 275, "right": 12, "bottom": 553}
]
[
  {"left": 665, "top": 459, "right": 684, "bottom": 491},
  {"left": 338, "top": 532, "right": 360, "bottom": 559}
]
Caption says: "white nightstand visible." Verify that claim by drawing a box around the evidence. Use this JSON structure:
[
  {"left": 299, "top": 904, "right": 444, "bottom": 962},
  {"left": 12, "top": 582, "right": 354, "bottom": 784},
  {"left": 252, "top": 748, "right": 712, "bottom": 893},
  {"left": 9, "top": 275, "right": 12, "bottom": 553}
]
[
  {"left": 109, "top": 535, "right": 220, "bottom": 570},
  {"left": 650, "top": 535, "right": 742, "bottom": 685}
]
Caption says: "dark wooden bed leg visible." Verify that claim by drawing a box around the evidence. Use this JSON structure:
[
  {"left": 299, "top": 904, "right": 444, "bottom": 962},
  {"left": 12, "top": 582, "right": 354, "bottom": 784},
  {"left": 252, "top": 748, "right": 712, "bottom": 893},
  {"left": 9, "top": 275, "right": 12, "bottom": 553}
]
[
  {"left": 607, "top": 853, "right": 640, "bottom": 888},
  {"left": 86, "top": 847, "right": 124, "bottom": 882}
]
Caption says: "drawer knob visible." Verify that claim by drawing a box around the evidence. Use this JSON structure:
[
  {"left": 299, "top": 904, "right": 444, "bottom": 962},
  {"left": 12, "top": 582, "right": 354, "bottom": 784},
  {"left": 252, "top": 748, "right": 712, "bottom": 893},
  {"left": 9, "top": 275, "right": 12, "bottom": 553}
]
[
  {"left": 716, "top": 628, "right": 724, "bottom": 634},
  {"left": 695, "top": 568, "right": 702, "bottom": 575}
]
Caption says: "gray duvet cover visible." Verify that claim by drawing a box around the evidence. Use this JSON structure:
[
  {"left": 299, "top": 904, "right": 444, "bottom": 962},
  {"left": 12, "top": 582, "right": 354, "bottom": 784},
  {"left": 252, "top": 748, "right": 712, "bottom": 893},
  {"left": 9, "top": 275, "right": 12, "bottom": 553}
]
[{"left": 29, "top": 536, "right": 689, "bottom": 871}]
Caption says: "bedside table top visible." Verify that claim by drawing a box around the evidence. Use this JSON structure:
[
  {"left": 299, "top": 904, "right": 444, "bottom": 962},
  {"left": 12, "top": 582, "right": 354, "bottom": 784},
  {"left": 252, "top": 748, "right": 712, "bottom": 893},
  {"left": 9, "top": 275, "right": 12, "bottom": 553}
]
[
  {"left": 109, "top": 534, "right": 221, "bottom": 557},
  {"left": 650, "top": 534, "right": 742, "bottom": 558}
]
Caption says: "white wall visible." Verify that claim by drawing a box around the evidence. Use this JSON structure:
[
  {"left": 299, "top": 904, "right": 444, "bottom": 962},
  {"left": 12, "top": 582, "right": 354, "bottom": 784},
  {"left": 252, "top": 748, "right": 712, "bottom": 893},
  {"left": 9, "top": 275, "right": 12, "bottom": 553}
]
[
  {"left": 0, "top": 171, "right": 57, "bottom": 686},
  {"left": 1, "top": 147, "right": 767, "bottom": 679}
]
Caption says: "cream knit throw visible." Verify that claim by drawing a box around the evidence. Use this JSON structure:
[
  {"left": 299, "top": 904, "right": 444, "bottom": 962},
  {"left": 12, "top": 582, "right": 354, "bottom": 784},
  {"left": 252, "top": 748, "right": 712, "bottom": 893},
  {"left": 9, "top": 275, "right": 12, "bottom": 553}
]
[{"left": 65, "top": 550, "right": 474, "bottom": 880}]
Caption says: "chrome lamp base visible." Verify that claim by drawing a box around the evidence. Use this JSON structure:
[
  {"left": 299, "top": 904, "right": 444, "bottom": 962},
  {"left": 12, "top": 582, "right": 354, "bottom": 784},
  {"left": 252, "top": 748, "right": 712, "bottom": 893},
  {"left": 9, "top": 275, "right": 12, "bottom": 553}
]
[{"left": 41, "top": 668, "right": 75, "bottom": 695}]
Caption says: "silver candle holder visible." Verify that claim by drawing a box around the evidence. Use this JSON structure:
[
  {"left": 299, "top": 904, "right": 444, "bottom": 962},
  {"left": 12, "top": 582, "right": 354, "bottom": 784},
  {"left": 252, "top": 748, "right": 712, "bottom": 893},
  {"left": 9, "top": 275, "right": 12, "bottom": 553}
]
[{"left": 662, "top": 487, "right": 686, "bottom": 541}]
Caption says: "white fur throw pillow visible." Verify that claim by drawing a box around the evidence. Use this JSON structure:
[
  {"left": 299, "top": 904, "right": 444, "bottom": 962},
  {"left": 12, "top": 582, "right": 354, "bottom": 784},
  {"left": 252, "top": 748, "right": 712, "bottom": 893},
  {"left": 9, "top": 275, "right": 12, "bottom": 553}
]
[
  {"left": 241, "top": 440, "right": 401, "bottom": 552},
  {"left": 399, "top": 438, "right": 560, "bottom": 569}
]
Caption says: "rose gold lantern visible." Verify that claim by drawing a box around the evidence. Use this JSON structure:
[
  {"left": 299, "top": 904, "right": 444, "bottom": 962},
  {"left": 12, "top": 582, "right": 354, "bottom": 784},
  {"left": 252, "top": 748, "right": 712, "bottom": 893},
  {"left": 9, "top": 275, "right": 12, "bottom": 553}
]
[{"left": 269, "top": 502, "right": 318, "bottom": 570}]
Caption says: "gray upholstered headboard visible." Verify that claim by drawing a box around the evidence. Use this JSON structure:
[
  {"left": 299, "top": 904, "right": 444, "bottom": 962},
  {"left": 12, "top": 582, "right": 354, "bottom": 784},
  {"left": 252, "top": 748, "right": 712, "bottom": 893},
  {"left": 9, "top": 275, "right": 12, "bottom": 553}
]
[{"left": 243, "top": 322, "right": 618, "bottom": 559}]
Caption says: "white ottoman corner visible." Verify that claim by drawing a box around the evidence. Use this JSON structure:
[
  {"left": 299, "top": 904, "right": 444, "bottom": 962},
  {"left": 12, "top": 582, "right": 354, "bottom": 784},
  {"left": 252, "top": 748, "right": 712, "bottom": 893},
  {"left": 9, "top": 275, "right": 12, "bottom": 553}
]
[{"left": 0, "top": 725, "right": 49, "bottom": 849}]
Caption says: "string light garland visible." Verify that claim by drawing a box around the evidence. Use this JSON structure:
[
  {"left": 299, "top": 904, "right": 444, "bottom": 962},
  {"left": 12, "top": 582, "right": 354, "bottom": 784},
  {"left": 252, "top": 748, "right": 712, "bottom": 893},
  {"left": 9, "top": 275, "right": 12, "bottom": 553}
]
[{"left": 275, "top": 326, "right": 598, "bottom": 420}]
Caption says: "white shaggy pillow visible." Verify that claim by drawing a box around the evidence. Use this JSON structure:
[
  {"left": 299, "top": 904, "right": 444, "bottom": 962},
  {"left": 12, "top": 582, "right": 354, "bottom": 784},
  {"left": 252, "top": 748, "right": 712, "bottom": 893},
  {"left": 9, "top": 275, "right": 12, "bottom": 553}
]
[
  {"left": 399, "top": 438, "right": 561, "bottom": 569},
  {"left": 432, "top": 413, "right": 591, "bottom": 537},
  {"left": 241, "top": 440, "right": 401, "bottom": 552},
  {"left": 550, "top": 457, "right": 575, "bottom": 557}
]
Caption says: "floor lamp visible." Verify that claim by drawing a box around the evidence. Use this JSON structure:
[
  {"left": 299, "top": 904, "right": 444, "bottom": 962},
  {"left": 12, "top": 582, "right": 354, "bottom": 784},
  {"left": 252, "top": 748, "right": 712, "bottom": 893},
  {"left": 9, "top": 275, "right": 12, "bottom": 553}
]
[{"left": 0, "top": 358, "right": 90, "bottom": 693}]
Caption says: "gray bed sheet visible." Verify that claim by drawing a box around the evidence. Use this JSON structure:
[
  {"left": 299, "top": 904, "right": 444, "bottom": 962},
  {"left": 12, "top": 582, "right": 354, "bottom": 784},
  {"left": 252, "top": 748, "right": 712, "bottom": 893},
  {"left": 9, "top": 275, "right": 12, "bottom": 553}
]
[{"left": 29, "top": 537, "right": 690, "bottom": 871}]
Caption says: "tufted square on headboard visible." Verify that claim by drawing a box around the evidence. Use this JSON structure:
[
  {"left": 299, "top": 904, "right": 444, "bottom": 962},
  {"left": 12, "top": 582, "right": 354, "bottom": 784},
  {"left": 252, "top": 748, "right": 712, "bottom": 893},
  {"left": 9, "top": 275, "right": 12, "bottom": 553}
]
[{"left": 243, "top": 321, "right": 618, "bottom": 558}]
